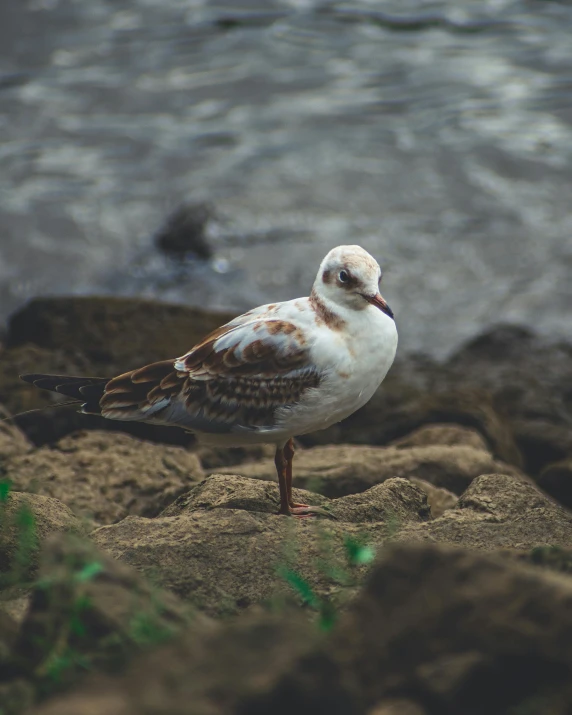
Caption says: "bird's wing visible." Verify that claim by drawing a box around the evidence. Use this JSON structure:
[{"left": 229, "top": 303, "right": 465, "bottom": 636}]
[{"left": 99, "top": 316, "right": 321, "bottom": 433}]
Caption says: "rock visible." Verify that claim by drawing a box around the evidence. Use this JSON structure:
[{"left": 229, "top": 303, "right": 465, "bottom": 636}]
[
  {"left": 390, "top": 424, "right": 488, "bottom": 452},
  {"left": 0, "top": 344, "right": 195, "bottom": 448},
  {"left": 0, "top": 608, "right": 18, "bottom": 664},
  {"left": 445, "top": 325, "right": 572, "bottom": 474},
  {"left": 302, "top": 350, "right": 522, "bottom": 469},
  {"left": 93, "top": 474, "right": 429, "bottom": 616},
  {"left": 12, "top": 533, "right": 202, "bottom": 691},
  {"left": 511, "top": 419, "right": 572, "bottom": 477},
  {"left": 235, "top": 443, "right": 521, "bottom": 497},
  {"left": 163, "top": 473, "right": 430, "bottom": 526},
  {"left": 0, "top": 594, "right": 30, "bottom": 625},
  {"left": 1, "top": 297, "right": 236, "bottom": 444},
  {"left": 160, "top": 473, "right": 332, "bottom": 517},
  {"left": 388, "top": 389, "right": 522, "bottom": 468},
  {"left": 6, "top": 431, "right": 203, "bottom": 526},
  {"left": 445, "top": 326, "right": 572, "bottom": 409},
  {"left": 0, "top": 492, "right": 84, "bottom": 586},
  {"left": 0, "top": 409, "right": 33, "bottom": 462},
  {"left": 0, "top": 343, "right": 93, "bottom": 439},
  {"left": 398, "top": 473, "right": 572, "bottom": 552},
  {"left": 6, "top": 296, "right": 235, "bottom": 369},
  {"left": 537, "top": 459, "right": 572, "bottom": 509},
  {"left": 196, "top": 442, "right": 277, "bottom": 471},
  {"left": 408, "top": 478, "right": 457, "bottom": 518},
  {"left": 518, "top": 544, "right": 572, "bottom": 576},
  {"left": 154, "top": 202, "right": 214, "bottom": 259},
  {"left": 0, "top": 679, "right": 35, "bottom": 715},
  {"left": 271, "top": 543, "right": 572, "bottom": 713},
  {"left": 31, "top": 610, "right": 341, "bottom": 715},
  {"left": 367, "top": 701, "right": 427, "bottom": 715}
]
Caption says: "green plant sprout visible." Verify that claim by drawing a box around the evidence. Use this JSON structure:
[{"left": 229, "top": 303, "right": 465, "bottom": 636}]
[
  {"left": 276, "top": 530, "right": 377, "bottom": 632},
  {"left": 0, "top": 477, "right": 12, "bottom": 502}
]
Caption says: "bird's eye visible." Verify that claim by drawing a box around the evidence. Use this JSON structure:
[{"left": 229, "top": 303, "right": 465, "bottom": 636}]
[{"left": 339, "top": 270, "right": 349, "bottom": 283}]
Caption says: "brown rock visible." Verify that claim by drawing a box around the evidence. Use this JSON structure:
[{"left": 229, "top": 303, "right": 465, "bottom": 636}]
[
  {"left": 341, "top": 542, "right": 572, "bottom": 712},
  {"left": 0, "top": 594, "right": 30, "bottom": 625},
  {"left": 303, "top": 354, "right": 522, "bottom": 468},
  {"left": 163, "top": 473, "right": 430, "bottom": 526},
  {"left": 196, "top": 442, "right": 277, "bottom": 471},
  {"left": 0, "top": 608, "right": 18, "bottom": 664},
  {"left": 13, "top": 533, "right": 201, "bottom": 690},
  {"left": 512, "top": 420, "right": 572, "bottom": 477},
  {"left": 235, "top": 443, "right": 521, "bottom": 497},
  {"left": 409, "top": 478, "right": 457, "bottom": 518},
  {"left": 1, "top": 297, "right": 236, "bottom": 444},
  {"left": 6, "top": 296, "right": 236, "bottom": 369},
  {"left": 391, "top": 389, "right": 522, "bottom": 468},
  {"left": 31, "top": 610, "right": 347, "bottom": 715},
  {"left": 0, "top": 343, "right": 93, "bottom": 444},
  {"left": 7, "top": 431, "right": 203, "bottom": 525},
  {"left": 445, "top": 325, "right": 572, "bottom": 474},
  {"left": 390, "top": 423, "right": 488, "bottom": 452},
  {"left": 399, "top": 473, "right": 572, "bottom": 552},
  {"left": 271, "top": 543, "right": 572, "bottom": 714},
  {"left": 537, "top": 459, "right": 572, "bottom": 509},
  {"left": 0, "top": 679, "right": 35, "bottom": 715},
  {"left": 0, "top": 492, "right": 84, "bottom": 585},
  {"left": 93, "top": 474, "right": 429, "bottom": 616},
  {"left": 367, "top": 701, "right": 427, "bottom": 715},
  {"left": 0, "top": 409, "right": 33, "bottom": 462}
]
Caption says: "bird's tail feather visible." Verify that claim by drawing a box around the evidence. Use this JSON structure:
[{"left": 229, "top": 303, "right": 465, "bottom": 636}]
[{"left": 19, "top": 374, "right": 109, "bottom": 415}]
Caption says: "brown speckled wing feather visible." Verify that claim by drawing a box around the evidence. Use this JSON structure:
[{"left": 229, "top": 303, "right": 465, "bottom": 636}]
[{"left": 99, "top": 318, "right": 320, "bottom": 433}]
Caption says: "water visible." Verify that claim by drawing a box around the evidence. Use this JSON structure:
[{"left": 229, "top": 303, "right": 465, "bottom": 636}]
[{"left": 1, "top": 0, "right": 572, "bottom": 357}]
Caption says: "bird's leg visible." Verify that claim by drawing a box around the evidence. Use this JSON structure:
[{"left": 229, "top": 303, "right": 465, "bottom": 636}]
[
  {"left": 284, "top": 437, "right": 335, "bottom": 519},
  {"left": 284, "top": 438, "right": 306, "bottom": 509},
  {"left": 274, "top": 445, "right": 291, "bottom": 516}
]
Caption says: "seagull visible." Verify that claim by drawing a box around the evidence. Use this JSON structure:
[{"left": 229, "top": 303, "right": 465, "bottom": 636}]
[{"left": 20, "top": 245, "right": 397, "bottom": 517}]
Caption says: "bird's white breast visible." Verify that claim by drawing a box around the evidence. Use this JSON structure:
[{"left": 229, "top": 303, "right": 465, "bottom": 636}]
[{"left": 276, "top": 300, "right": 398, "bottom": 437}]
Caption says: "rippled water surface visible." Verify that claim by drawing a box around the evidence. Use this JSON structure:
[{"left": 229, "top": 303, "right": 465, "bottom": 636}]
[{"left": 2, "top": 0, "right": 572, "bottom": 356}]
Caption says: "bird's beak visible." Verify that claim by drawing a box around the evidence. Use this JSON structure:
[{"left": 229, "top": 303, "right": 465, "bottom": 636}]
[{"left": 365, "top": 293, "right": 394, "bottom": 319}]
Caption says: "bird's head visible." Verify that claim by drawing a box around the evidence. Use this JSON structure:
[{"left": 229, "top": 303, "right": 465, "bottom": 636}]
[{"left": 313, "top": 245, "right": 394, "bottom": 319}]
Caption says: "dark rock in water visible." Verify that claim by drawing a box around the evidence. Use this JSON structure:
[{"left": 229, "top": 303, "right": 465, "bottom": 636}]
[
  {"left": 92, "top": 474, "right": 429, "bottom": 616},
  {"left": 272, "top": 543, "right": 572, "bottom": 714},
  {"left": 154, "top": 203, "right": 214, "bottom": 260},
  {"left": 6, "top": 431, "right": 203, "bottom": 526},
  {"left": 537, "top": 459, "right": 572, "bottom": 510}
]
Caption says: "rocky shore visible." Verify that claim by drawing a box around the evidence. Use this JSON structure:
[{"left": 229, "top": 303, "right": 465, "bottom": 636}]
[{"left": 1, "top": 296, "right": 572, "bottom": 714}]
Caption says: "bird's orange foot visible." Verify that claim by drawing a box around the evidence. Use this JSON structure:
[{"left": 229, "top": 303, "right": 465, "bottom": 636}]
[{"left": 290, "top": 505, "right": 336, "bottom": 519}]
